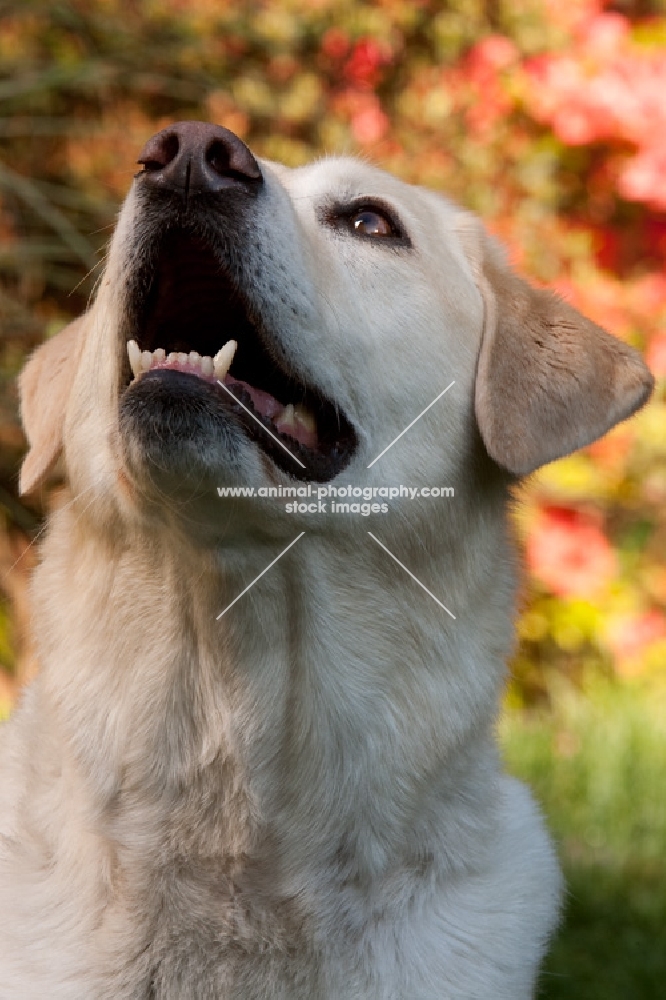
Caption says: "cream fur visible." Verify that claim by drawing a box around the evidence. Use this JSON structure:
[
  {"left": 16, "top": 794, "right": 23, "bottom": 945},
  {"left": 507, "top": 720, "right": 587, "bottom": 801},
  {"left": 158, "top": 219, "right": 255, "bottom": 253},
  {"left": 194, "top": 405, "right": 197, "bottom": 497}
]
[{"left": 0, "top": 151, "right": 654, "bottom": 998}]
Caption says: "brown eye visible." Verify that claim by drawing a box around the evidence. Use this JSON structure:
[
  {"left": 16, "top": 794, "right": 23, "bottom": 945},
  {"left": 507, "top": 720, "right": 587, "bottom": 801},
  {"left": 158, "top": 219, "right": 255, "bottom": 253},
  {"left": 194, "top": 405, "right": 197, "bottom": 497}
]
[{"left": 351, "top": 208, "right": 395, "bottom": 237}]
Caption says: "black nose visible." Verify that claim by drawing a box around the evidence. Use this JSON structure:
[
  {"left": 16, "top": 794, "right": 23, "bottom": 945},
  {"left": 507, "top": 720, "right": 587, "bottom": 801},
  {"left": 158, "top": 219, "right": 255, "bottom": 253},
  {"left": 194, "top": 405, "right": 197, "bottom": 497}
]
[{"left": 137, "top": 121, "right": 262, "bottom": 196}]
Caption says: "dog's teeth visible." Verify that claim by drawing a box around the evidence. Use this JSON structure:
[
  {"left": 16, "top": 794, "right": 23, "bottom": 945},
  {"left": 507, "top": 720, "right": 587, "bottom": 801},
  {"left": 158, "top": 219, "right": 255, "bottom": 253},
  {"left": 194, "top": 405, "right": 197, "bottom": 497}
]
[
  {"left": 127, "top": 340, "right": 142, "bottom": 379},
  {"left": 213, "top": 340, "right": 237, "bottom": 379},
  {"left": 128, "top": 343, "right": 237, "bottom": 381},
  {"left": 293, "top": 404, "right": 316, "bottom": 434},
  {"left": 275, "top": 403, "right": 317, "bottom": 442},
  {"left": 277, "top": 403, "right": 296, "bottom": 430}
]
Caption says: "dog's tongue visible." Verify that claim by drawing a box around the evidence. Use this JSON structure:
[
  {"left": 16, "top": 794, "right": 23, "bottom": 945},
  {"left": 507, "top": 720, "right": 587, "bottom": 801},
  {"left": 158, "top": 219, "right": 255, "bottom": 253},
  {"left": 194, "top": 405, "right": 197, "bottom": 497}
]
[
  {"left": 226, "top": 376, "right": 282, "bottom": 420},
  {"left": 224, "top": 376, "right": 317, "bottom": 449}
]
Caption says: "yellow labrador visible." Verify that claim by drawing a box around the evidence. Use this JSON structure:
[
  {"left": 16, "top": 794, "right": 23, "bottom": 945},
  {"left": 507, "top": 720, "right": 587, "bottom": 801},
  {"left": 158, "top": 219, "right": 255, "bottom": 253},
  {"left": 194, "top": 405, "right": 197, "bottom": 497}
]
[{"left": 0, "top": 122, "right": 653, "bottom": 998}]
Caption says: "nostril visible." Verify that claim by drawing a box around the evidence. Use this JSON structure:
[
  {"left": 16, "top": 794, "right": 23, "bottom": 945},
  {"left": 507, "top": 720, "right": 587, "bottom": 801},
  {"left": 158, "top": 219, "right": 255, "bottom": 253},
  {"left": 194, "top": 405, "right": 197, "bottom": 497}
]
[
  {"left": 137, "top": 132, "right": 180, "bottom": 172},
  {"left": 204, "top": 137, "right": 261, "bottom": 186},
  {"left": 206, "top": 139, "right": 231, "bottom": 178}
]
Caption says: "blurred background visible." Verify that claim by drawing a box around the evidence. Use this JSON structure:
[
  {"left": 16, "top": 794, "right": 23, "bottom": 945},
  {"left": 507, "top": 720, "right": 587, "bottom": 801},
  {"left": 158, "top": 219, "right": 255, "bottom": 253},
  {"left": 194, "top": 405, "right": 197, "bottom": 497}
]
[{"left": 0, "top": 0, "right": 664, "bottom": 995}]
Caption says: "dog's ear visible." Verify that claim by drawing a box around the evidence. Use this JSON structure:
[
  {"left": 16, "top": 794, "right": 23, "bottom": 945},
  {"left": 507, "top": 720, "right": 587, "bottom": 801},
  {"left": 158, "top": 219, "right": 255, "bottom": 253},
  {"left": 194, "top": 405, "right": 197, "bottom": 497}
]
[
  {"left": 18, "top": 316, "right": 86, "bottom": 495},
  {"left": 456, "top": 218, "right": 654, "bottom": 476}
]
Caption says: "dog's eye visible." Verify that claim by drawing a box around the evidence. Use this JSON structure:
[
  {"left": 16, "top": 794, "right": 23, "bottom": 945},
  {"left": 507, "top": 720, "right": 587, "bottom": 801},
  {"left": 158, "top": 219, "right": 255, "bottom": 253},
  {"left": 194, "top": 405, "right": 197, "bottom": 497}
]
[
  {"left": 350, "top": 208, "right": 395, "bottom": 238},
  {"left": 321, "top": 200, "right": 409, "bottom": 245}
]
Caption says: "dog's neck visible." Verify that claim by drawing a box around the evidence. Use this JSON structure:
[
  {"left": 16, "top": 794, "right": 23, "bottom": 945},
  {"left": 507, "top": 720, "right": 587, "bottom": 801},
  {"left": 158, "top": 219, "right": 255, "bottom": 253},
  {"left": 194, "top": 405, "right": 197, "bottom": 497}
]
[{"left": 33, "top": 488, "right": 514, "bottom": 882}]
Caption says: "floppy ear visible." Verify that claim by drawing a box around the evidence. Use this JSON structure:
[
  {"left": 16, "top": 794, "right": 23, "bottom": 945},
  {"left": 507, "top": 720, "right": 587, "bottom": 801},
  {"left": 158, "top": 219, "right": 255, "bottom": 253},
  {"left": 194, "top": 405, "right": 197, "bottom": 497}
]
[
  {"left": 456, "top": 218, "right": 654, "bottom": 476},
  {"left": 18, "top": 316, "right": 86, "bottom": 495}
]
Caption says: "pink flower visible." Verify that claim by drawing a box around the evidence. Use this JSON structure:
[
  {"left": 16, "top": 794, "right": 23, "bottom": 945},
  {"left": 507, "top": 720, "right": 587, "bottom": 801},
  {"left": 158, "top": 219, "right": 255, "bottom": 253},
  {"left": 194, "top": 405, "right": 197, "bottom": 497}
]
[
  {"left": 647, "top": 333, "right": 666, "bottom": 378},
  {"left": 464, "top": 35, "right": 517, "bottom": 136},
  {"left": 619, "top": 141, "right": 666, "bottom": 211},
  {"left": 470, "top": 34, "right": 518, "bottom": 75},
  {"left": 543, "top": 0, "right": 604, "bottom": 34},
  {"left": 583, "top": 12, "right": 629, "bottom": 60},
  {"left": 552, "top": 105, "right": 601, "bottom": 146},
  {"left": 526, "top": 506, "right": 617, "bottom": 599},
  {"left": 606, "top": 610, "right": 666, "bottom": 671},
  {"left": 522, "top": 10, "right": 666, "bottom": 217},
  {"left": 351, "top": 102, "right": 389, "bottom": 144}
]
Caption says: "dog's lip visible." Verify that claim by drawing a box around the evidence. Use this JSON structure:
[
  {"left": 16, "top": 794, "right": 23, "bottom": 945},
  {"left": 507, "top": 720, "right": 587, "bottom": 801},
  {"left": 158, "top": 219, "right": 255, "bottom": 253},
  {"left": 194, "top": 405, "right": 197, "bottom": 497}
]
[
  {"left": 123, "top": 367, "right": 356, "bottom": 483},
  {"left": 121, "top": 228, "right": 358, "bottom": 480}
]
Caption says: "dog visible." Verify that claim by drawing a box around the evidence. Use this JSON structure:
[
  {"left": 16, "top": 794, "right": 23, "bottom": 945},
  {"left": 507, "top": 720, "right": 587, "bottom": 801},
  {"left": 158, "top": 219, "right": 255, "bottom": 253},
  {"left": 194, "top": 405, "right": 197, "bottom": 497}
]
[{"left": 0, "top": 122, "right": 653, "bottom": 998}]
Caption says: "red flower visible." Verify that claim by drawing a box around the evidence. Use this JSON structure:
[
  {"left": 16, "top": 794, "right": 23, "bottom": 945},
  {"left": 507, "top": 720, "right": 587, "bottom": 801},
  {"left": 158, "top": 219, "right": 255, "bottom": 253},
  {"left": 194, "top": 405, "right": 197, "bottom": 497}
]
[
  {"left": 344, "top": 38, "right": 390, "bottom": 89},
  {"left": 526, "top": 506, "right": 617, "bottom": 598},
  {"left": 321, "top": 28, "right": 349, "bottom": 62}
]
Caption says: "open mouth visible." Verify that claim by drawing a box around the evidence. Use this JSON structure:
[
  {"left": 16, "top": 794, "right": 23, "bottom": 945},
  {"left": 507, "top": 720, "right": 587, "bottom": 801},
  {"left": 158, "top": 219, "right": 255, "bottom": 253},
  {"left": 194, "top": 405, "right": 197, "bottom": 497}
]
[{"left": 123, "top": 229, "right": 357, "bottom": 481}]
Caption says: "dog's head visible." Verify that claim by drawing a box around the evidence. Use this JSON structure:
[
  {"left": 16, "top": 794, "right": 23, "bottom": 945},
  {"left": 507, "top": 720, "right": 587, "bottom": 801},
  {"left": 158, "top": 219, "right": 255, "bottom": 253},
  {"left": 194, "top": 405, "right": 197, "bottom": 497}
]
[{"left": 18, "top": 123, "right": 653, "bottom": 540}]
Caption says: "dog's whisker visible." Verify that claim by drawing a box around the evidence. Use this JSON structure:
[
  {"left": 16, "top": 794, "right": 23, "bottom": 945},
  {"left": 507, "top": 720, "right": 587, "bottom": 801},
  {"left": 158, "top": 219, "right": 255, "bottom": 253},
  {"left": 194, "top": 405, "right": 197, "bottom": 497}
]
[
  {"left": 87, "top": 222, "right": 116, "bottom": 236},
  {"left": 85, "top": 259, "right": 108, "bottom": 312},
  {"left": 69, "top": 256, "right": 106, "bottom": 298}
]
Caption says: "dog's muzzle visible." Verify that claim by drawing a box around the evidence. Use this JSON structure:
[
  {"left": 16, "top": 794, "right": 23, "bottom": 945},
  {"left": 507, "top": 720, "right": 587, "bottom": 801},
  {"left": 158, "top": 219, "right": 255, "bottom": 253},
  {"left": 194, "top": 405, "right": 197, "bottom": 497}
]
[{"left": 118, "top": 123, "right": 357, "bottom": 483}]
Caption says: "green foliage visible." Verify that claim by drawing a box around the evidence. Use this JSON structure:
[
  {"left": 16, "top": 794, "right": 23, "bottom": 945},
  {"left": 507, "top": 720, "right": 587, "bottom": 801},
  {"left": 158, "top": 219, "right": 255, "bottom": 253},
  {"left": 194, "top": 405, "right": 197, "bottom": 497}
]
[
  {"left": 0, "top": 0, "right": 664, "bottom": 689},
  {"left": 503, "top": 679, "right": 666, "bottom": 998}
]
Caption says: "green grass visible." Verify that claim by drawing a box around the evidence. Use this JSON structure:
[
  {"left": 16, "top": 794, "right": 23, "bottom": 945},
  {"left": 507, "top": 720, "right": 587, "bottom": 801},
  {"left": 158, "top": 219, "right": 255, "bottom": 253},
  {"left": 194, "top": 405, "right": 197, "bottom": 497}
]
[{"left": 501, "top": 680, "right": 666, "bottom": 999}]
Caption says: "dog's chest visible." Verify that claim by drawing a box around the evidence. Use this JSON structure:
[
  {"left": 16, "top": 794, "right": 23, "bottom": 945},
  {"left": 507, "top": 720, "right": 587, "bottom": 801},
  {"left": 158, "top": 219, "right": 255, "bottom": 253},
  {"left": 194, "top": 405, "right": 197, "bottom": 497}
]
[
  {"left": 110, "top": 854, "right": 325, "bottom": 1000},
  {"left": 143, "top": 944, "right": 323, "bottom": 1000},
  {"left": 111, "top": 851, "right": 403, "bottom": 1000}
]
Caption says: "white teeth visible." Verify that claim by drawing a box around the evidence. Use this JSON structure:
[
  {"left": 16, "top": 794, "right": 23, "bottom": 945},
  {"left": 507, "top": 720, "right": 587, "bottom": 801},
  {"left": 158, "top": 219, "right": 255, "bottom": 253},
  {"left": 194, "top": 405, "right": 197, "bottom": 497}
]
[
  {"left": 293, "top": 404, "right": 316, "bottom": 434},
  {"left": 275, "top": 403, "right": 316, "bottom": 433},
  {"left": 213, "top": 340, "right": 237, "bottom": 379},
  {"left": 127, "top": 340, "right": 142, "bottom": 379},
  {"left": 278, "top": 403, "right": 296, "bottom": 429},
  {"left": 275, "top": 402, "right": 317, "bottom": 441},
  {"left": 127, "top": 341, "right": 236, "bottom": 381}
]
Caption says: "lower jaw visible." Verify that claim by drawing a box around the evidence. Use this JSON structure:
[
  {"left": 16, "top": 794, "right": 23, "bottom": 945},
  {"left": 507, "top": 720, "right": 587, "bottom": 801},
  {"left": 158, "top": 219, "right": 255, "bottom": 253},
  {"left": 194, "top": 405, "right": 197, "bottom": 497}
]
[
  {"left": 119, "top": 370, "right": 356, "bottom": 484},
  {"left": 128, "top": 355, "right": 319, "bottom": 451}
]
